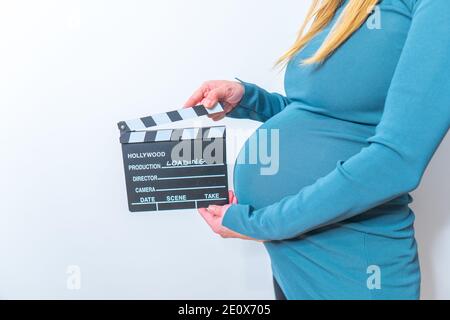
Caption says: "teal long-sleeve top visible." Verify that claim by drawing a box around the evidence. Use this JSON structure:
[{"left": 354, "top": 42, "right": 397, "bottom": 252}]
[{"left": 223, "top": 0, "right": 450, "bottom": 299}]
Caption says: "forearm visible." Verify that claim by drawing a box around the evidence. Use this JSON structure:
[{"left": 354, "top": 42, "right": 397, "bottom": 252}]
[{"left": 223, "top": 138, "right": 433, "bottom": 241}]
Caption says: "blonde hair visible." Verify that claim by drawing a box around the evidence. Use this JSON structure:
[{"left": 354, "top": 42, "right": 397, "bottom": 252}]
[{"left": 277, "top": 0, "right": 379, "bottom": 66}]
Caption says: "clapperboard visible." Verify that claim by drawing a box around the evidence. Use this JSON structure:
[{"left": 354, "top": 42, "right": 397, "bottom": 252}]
[{"left": 117, "top": 104, "right": 229, "bottom": 212}]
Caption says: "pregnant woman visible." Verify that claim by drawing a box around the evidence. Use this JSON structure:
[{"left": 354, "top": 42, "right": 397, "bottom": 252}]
[{"left": 184, "top": 0, "right": 450, "bottom": 299}]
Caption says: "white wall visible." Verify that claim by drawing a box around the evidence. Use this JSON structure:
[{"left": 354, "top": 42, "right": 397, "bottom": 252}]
[{"left": 0, "top": 0, "right": 448, "bottom": 299}]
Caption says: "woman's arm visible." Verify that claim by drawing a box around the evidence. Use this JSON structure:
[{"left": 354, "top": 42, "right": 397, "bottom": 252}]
[
  {"left": 226, "top": 79, "right": 291, "bottom": 122},
  {"left": 184, "top": 79, "right": 290, "bottom": 122},
  {"left": 222, "top": 0, "right": 450, "bottom": 241}
]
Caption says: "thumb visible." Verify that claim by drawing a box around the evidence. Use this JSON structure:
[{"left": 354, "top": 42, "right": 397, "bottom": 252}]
[
  {"left": 198, "top": 207, "right": 214, "bottom": 226},
  {"left": 207, "top": 205, "right": 223, "bottom": 217},
  {"left": 203, "top": 88, "right": 227, "bottom": 109},
  {"left": 228, "top": 190, "right": 238, "bottom": 204}
]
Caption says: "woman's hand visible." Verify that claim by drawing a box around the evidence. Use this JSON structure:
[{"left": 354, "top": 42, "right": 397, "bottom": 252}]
[
  {"left": 184, "top": 80, "right": 244, "bottom": 121},
  {"left": 198, "top": 191, "right": 260, "bottom": 241}
]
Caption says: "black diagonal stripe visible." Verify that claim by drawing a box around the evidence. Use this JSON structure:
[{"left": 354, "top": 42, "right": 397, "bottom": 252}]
[
  {"left": 144, "top": 130, "right": 157, "bottom": 143},
  {"left": 141, "top": 116, "right": 157, "bottom": 128},
  {"left": 193, "top": 105, "right": 208, "bottom": 116},
  {"left": 167, "top": 110, "right": 183, "bottom": 122}
]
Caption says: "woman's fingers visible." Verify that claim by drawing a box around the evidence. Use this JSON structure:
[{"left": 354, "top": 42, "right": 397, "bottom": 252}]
[
  {"left": 184, "top": 86, "right": 207, "bottom": 108},
  {"left": 199, "top": 204, "right": 262, "bottom": 241},
  {"left": 206, "top": 205, "right": 223, "bottom": 217},
  {"left": 198, "top": 206, "right": 223, "bottom": 221},
  {"left": 198, "top": 207, "right": 215, "bottom": 226},
  {"left": 185, "top": 80, "right": 243, "bottom": 116},
  {"left": 198, "top": 206, "right": 223, "bottom": 234},
  {"left": 208, "top": 113, "right": 225, "bottom": 121},
  {"left": 203, "top": 88, "right": 228, "bottom": 109}
]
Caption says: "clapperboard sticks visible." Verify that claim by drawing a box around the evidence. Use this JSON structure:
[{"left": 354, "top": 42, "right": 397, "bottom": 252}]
[{"left": 118, "top": 104, "right": 229, "bottom": 212}]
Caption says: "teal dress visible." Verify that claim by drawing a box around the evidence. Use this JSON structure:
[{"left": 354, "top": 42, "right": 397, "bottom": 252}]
[{"left": 223, "top": 0, "right": 450, "bottom": 300}]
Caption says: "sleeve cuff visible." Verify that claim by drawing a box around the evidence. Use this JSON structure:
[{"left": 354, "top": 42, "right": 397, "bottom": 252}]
[
  {"left": 221, "top": 203, "right": 254, "bottom": 237},
  {"left": 225, "top": 78, "right": 268, "bottom": 121},
  {"left": 235, "top": 78, "right": 258, "bottom": 109}
]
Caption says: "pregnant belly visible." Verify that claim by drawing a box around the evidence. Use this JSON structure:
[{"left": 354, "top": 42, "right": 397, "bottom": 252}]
[{"left": 233, "top": 104, "right": 376, "bottom": 210}]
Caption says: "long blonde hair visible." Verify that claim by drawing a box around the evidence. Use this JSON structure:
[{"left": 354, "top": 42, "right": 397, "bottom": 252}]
[{"left": 277, "top": 0, "right": 379, "bottom": 66}]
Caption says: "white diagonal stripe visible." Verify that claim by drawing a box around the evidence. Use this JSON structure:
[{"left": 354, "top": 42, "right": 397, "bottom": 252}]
[
  {"left": 152, "top": 112, "right": 172, "bottom": 125},
  {"left": 178, "top": 107, "right": 198, "bottom": 120},
  {"left": 126, "top": 118, "right": 146, "bottom": 131},
  {"left": 155, "top": 129, "right": 173, "bottom": 141},
  {"left": 128, "top": 131, "right": 146, "bottom": 143},
  {"left": 206, "top": 103, "right": 224, "bottom": 114}
]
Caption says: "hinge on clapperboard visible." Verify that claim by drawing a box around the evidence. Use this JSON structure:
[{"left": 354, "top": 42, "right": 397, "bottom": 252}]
[{"left": 117, "top": 104, "right": 229, "bottom": 212}]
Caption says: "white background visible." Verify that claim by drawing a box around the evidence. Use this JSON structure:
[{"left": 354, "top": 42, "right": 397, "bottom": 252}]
[{"left": 0, "top": 0, "right": 449, "bottom": 299}]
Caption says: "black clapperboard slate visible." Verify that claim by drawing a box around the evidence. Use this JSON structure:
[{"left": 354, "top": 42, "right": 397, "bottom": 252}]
[{"left": 117, "top": 104, "right": 229, "bottom": 212}]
